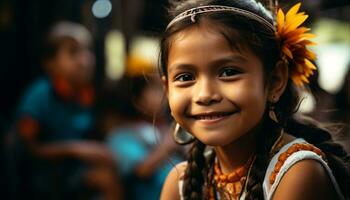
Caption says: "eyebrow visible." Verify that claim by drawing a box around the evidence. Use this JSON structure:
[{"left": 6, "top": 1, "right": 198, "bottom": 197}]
[
  {"left": 209, "top": 54, "right": 248, "bottom": 67},
  {"left": 167, "top": 63, "right": 195, "bottom": 75},
  {"left": 168, "top": 54, "right": 248, "bottom": 73}
]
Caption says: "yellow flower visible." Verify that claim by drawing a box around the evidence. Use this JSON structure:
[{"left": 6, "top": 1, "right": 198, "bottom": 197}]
[{"left": 276, "top": 3, "right": 317, "bottom": 86}]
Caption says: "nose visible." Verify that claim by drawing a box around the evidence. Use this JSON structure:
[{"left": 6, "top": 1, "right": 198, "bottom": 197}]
[
  {"left": 194, "top": 77, "right": 222, "bottom": 105},
  {"left": 77, "top": 49, "right": 95, "bottom": 70}
]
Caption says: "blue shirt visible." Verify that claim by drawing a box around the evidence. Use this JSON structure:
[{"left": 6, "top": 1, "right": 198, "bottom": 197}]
[
  {"left": 15, "top": 77, "right": 95, "bottom": 195},
  {"left": 107, "top": 123, "right": 182, "bottom": 200},
  {"left": 16, "top": 77, "right": 93, "bottom": 142}
]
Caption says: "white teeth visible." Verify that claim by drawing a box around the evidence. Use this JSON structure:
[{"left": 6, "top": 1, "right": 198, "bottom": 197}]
[{"left": 199, "top": 115, "right": 223, "bottom": 120}]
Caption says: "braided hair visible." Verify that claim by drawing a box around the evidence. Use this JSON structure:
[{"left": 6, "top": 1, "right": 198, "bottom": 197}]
[
  {"left": 182, "top": 140, "right": 206, "bottom": 200},
  {"left": 160, "top": 0, "right": 350, "bottom": 199}
]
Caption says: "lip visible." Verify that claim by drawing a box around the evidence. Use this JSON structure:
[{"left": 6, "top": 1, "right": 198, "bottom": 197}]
[{"left": 190, "top": 111, "right": 236, "bottom": 124}]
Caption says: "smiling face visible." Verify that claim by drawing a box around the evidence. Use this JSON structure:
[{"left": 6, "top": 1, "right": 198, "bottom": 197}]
[{"left": 165, "top": 23, "right": 269, "bottom": 146}]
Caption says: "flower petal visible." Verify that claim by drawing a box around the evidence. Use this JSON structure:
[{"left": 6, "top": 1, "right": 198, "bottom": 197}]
[
  {"left": 282, "top": 45, "right": 293, "bottom": 59},
  {"left": 285, "top": 14, "right": 308, "bottom": 32},
  {"left": 276, "top": 3, "right": 317, "bottom": 87},
  {"left": 305, "top": 59, "right": 317, "bottom": 70},
  {"left": 277, "top": 9, "right": 285, "bottom": 33},
  {"left": 286, "top": 3, "right": 301, "bottom": 20}
]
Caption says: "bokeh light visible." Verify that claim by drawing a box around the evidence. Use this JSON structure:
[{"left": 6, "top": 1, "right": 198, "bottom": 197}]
[{"left": 92, "top": 0, "right": 112, "bottom": 19}]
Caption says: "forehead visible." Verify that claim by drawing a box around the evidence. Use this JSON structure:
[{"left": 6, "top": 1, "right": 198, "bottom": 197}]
[
  {"left": 173, "top": 27, "right": 226, "bottom": 51},
  {"left": 167, "top": 22, "right": 255, "bottom": 68},
  {"left": 170, "top": 18, "right": 250, "bottom": 48}
]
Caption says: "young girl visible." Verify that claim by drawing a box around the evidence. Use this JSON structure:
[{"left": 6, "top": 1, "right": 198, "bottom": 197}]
[{"left": 159, "top": 0, "right": 350, "bottom": 199}]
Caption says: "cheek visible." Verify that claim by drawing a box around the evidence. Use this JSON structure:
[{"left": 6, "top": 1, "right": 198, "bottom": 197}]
[
  {"left": 227, "top": 79, "right": 267, "bottom": 115},
  {"left": 167, "top": 87, "right": 188, "bottom": 119},
  {"left": 56, "top": 55, "right": 74, "bottom": 73}
]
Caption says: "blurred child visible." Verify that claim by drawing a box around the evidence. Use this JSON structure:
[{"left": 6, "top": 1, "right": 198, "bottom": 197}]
[
  {"left": 97, "top": 56, "right": 184, "bottom": 200},
  {"left": 14, "top": 21, "right": 121, "bottom": 199}
]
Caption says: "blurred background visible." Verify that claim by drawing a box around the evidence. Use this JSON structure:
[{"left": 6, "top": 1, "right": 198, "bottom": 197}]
[{"left": 0, "top": 0, "right": 349, "bottom": 199}]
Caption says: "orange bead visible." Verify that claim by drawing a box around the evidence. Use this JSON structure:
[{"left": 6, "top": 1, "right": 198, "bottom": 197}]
[
  {"left": 228, "top": 172, "right": 239, "bottom": 182},
  {"left": 269, "top": 172, "right": 276, "bottom": 184},
  {"left": 236, "top": 166, "right": 246, "bottom": 177},
  {"left": 301, "top": 144, "right": 309, "bottom": 150},
  {"left": 213, "top": 155, "right": 255, "bottom": 196},
  {"left": 286, "top": 147, "right": 295, "bottom": 154},
  {"left": 234, "top": 182, "right": 242, "bottom": 194},
  {"left": 214, "top": 176, "right": 220, "bottom": 182},
  {"left": 306, "top": 145, "right": 314, "bottom": 151},
  {"left": 220, "top": 175, "right": 227, "bottom": 182},
  {"left": 214, "top": 165, "right": 221, "bottom": 175},
  {"left": 274, "top": 161, "right": 283, "bottom": 172},
  {"left": 226, "top": 183, "right": 234, "bottom": 194},
  {"left": 278, "top": 152, "right": 288, "bottom": 162},
  {"left": 313, "top": 148, "right": 322, "bottom": 155},
  {"left": 217, "top": 182, "right": 222, "bottom": 188},
  {"left": 295, "top": 143, "right": 302, "bottom": 150}
]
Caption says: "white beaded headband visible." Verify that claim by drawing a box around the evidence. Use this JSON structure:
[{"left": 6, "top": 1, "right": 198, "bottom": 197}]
[{"left": 166, "top": 5, "right": 275, "bottom": 32}]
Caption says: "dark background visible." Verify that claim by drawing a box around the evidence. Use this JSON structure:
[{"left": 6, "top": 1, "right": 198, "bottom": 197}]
[{"left": 0, "top": 0, "right": 349, "bottom": 198}]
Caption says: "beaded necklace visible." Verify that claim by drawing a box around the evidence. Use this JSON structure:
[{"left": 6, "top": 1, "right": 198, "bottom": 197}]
[
  {"left": 213, "top": 155, "right": 255, "bottom": 199},
  {"left": 209, "top": 129, "right": 285, "bottom": 200}
]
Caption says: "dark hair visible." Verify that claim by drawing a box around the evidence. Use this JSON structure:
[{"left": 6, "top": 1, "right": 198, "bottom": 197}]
[
  {"left": 96, "top": 76, "right": 150, "bottom": 120},
  {"left": 159, "top": 0, "right": 350, "bottom": 199}
]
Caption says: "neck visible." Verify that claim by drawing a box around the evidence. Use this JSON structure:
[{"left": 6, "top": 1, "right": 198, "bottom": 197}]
[{"left": 214, "top": 127, "right": 260, "bottom": 174}]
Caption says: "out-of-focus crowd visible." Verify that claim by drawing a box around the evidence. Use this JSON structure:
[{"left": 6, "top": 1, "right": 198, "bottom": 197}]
[{"left": 2, "top": 21, "right": 185, "bottom": 200}]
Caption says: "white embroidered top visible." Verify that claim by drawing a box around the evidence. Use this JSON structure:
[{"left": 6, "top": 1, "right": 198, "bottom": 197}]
[
  {"left": 179, "top": 138, "right": 345, "bottom": 200},
  {"left": 262, "top": 138, "right": 345, "bottom": 200}
]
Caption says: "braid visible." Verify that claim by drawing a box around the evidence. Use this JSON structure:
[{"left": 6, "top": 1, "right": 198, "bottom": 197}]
[
  {"left": 245, "top": 118, "right": 280, "bottom": 200},
  {"left": 183, "top": 139, "right": 206, "bottom": 200},
  {"left": 286, "top": 118, "right": 350, "bottom": 198},
  {"left": 245, "top": 154, "right": 266, "bottom": 199}
]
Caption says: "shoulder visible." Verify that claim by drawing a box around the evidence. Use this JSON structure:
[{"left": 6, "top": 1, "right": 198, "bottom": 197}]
[
  {"left": 160, "top": 161, "right": 187, "bottom": 200},
  {"left": 24, "top": 78, "right": 51, "bottom": 98},
  {"left": 16, "top": 78, "right": 51, "bottom": 118},
  {"left": 18, "top": 78, "right": 51, "bottom": 106},
  {"left": 273, "top": 159, "right": 337, "bottom": 200},
  {"left": 264, "top": 137, "right": 342, "bottom": 200}
]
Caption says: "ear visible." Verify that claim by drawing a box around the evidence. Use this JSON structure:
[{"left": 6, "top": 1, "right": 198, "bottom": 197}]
[
  {"left": 268, "top": 61, "right": 289, "bottom": 102},
  {"left": 161, "top": 75, "right": 169, "bottom": 97}
]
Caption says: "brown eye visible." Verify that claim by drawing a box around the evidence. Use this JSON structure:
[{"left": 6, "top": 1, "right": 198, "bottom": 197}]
[
  {"left": 219, "top": 67, "right": 241, "bottom": 77},
  {"left": 175, "top": 73, "right": 195, "bottom": 82}
]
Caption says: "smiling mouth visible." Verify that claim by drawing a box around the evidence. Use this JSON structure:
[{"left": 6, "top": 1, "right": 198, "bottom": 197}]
[{"left": 191, "top": 112, "right": 236, "bottom": 121}]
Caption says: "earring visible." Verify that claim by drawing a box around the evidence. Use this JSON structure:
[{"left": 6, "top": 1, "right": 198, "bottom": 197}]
[
  {"left": 172, "top": 123, "right": 195, "bottom": 145},
  {"left": 269, "top": 105, "right": 279, "bottom": 123},
  {"left": 269, "top": 95, "right": 279, "bottom": 123}
]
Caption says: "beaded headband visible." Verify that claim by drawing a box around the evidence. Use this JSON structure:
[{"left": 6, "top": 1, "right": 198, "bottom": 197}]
[
  {"left": 166, "top": 3, "right": 317, "bottom": 87},
  {"left": 166, "top": 5, "right": 275, "bottom": 33}
]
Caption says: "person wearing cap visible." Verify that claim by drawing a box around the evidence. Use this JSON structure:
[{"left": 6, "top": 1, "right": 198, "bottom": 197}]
[{"left": 14, "top": 21, "right": 122, "bottom": 199}]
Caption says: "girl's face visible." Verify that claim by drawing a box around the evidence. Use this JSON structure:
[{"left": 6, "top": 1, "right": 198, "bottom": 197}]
[{"left": 164, "top": 24, "right": 269, "bottom": 146}]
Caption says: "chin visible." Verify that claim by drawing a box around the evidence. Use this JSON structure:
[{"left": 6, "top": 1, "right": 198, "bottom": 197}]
[{"left": 195, "top": 134, "right": 238, "bottom": 147}]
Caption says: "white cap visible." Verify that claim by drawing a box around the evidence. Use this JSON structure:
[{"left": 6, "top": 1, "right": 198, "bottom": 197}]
[{"left": 48, "top": 21, "right": 92, "bottom": 46}]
